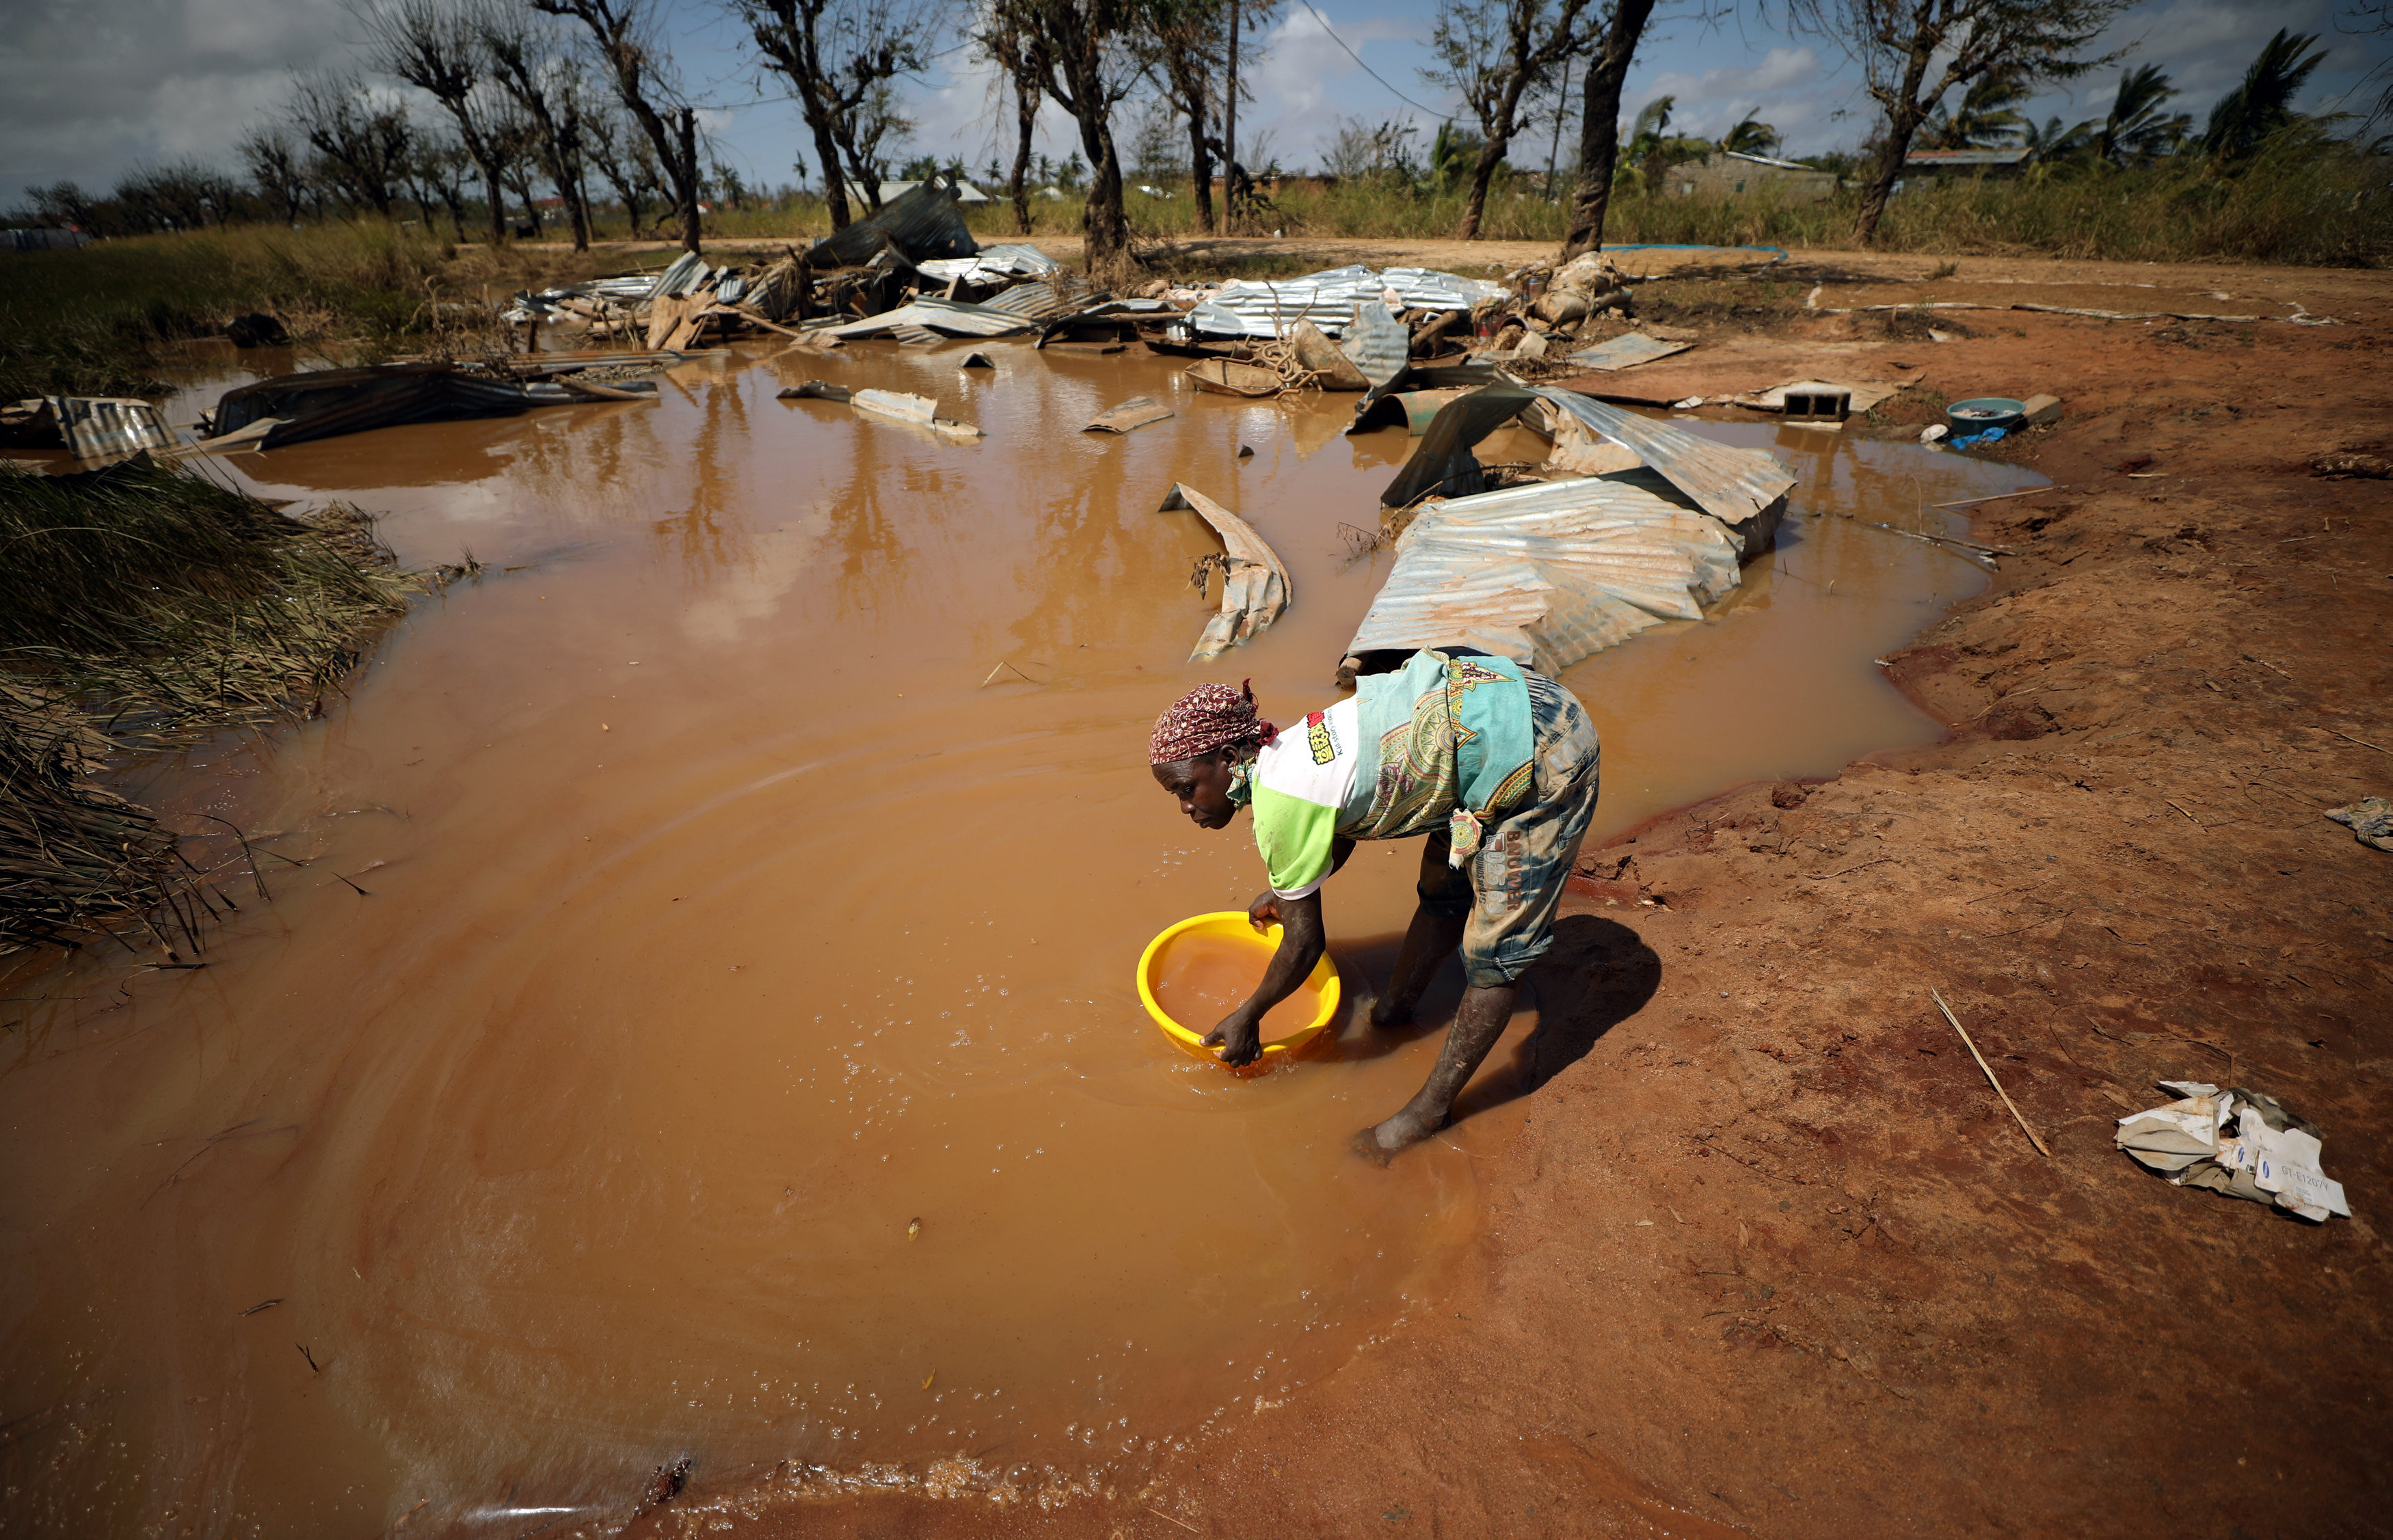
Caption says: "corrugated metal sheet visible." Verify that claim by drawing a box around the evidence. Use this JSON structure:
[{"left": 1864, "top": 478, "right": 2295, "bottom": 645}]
[
  {"left": 1562, "top": 334, "right": 1694, "bottom": 371},
  {"left": 917, "top": 243, "right": 1061, "bottom": 284},
  {"left": 1340, "top": 302, "right": 1411, "bottom": 388},
  {"left": 648, "top": 252, "right": 712, "bottom": 299},
  {"left": 807, "top": 176, "right": 980, "bottom": 268},
  {"left": 982, "top": 278, "right": 1099, "bottom": 323},
  {"left": 1160, "top": 484, "right": 1289, "bottom": 660},
  {"left": 1529, "top": 388, "right": 1793, "bottom": 545},
  {"left": 820, "top": 297, "right": 1036, "bottom": 340},
  {"left": 1188, "top": 264, "right": 1508, "bottom": 338},
  {"left": 1343, "top": 476, "right": 1744, "bottom": 673},
  {"left": 48, "top": 397, "right": 172, "bottom": 460},
  {"left": 208, "top": 363, "right": 609, "bottom": 450}
]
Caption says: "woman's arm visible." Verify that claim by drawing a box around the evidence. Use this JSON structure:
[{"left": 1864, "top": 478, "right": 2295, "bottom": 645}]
[{"left": 1204, "top": 887, "right": 1328, "bottom": 1066}]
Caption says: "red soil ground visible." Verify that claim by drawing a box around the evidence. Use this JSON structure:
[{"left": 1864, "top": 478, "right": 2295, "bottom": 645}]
[{"left": 620, "top": 248, "right": 2393, "bottom": 1539}]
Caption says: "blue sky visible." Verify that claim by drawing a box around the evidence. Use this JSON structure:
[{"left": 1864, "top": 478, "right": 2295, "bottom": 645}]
[{"left": 1, "top": 0, "right": 2385, "bottom": 208}]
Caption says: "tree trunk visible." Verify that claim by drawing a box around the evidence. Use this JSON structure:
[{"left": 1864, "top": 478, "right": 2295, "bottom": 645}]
[
  {"left": 1009, "top": 77, "right": 1036, "bottom": 234},
  {"left": 1075, "top": 112, "right": 1129, "bottom": 279},
  {"left": 1560, "top": 0, "right": 1656, "bottom": 259},
  {"left": 1086, "top": 122, "right": 1129, "bottom": 278},
  {"left": 1458, "top": 139, "right": 1506, "bottom": 239},
  {"left": 810, "top": 117, "right": 851, "bottom": 229},
  {"left": 1222, "top": 0, "right": 1240, "bottom": 225},
  {"left": 675, "top": 107, "right": 701, "bottom": 254},
  {"left": 1850, "top": 124, "right": 1916, "bottom": 245},
  {"left": 483, "top": 167, "right": 507, "bottom": 245},
  {"left": 1188, "top": 111, "right": 1215, "bottom": 234}
]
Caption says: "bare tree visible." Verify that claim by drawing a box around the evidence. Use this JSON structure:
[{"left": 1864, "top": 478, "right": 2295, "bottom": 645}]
[
  {"left": 479, "top": 5, "right": 596, "bottom": 247},
  {"left": 410, "top": 132, "right": 477, "bottom": 237},
  {"left": 974, "top": 0, "right": 1046, "bottom": 232},
  {"left": 531, "top": 0, "right": 704, "bottom": 252},
  {"left": 1558, "top": 0, "right": 1656, "bottom": 258},
  {"left": 364, "top": 0, "right": 511, "bottom": 244},
  {"left": 287, "top": 70, "right": 418, "bottom": 217},
  {"left": 738, "top": 0, "right": 946, "bottom": 230},
  {"left": 1136, "top": 0, "right": 1229, "bottom": 232},
  {"left": 1008, "top": 0, "right": 1152, "bottom": 279},
  {"left": 239, "top": 129, "right": 312, "bottom": 225},
  {"left": 1794, "top": 0, "right": 2128, "bottom": 243},
  {"left": 838, "top": 82, "right": 915, "bottom": 208},
  {"left": 1424, "top": 0, "right": 1599, "bottom": 238},
  {"left": 490, "top": 107, "right": 548, "bottom": 231},
  {"left": 586, "top": 103, "right": 665, "bottom": 233}
]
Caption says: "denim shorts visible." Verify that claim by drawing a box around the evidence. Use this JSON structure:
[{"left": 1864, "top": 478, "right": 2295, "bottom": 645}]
[{"left": 1413, "top": 671, "right": 1602, "bottom": 987}]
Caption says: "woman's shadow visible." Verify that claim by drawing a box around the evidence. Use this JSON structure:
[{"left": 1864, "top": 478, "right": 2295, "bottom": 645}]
[{"left": 1322, "top": 913, "right": 1662, "bottom": 1126}]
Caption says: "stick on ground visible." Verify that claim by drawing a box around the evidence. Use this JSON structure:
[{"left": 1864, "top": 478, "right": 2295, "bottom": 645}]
[{"left": 1931, "top": 987, "right": 2053, "bottom": 1157}]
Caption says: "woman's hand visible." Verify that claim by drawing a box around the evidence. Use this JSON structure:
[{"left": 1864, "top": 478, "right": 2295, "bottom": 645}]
[
  {"left": 1246, "top": 891, "right": 1283, "bottom": 932},
  {"left": 1203, "top": 1008, "right": 1265, "bottom": 1066}
]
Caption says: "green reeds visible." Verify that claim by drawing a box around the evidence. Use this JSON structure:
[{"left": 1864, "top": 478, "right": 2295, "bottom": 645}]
[{"left": 0, "top": 459, "right": 417, "bottom": 954}]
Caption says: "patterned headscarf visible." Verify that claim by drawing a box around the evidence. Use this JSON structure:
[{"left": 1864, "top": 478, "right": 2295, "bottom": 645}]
[{"left": 1149, "top": 680, "right": 1278, "bottom": 766}]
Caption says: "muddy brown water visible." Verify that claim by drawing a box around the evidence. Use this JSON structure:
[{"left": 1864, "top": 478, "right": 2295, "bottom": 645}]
[{"left": 0, "top": 342, "right": 2033, "bottom": 1535}]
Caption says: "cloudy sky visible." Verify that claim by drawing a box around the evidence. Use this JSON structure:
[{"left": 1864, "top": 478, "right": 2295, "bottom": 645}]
[{"left": 1, "top": 0, "right": 2385, "bottom": 207}]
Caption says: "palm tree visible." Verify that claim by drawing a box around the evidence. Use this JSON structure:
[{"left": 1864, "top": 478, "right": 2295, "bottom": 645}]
[
  {"left": 2096, "top": 63, "right": 2182, "bottom": 165},
  {"left": 1720, "top": 116, "right": 1782, "bottom": 156},
  {"left": 1923, "top": 70, "right": 2031, "bottom": 148},
  {"left": 2020, "top": 113, "right": 2098, "bottom": 163},
  {"left": 2201, "top": 29, "right": 2329, "bottom": 164}
]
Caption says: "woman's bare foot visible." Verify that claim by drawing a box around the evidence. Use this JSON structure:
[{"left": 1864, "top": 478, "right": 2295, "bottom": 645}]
[
  {"left": 1351, "top": 1105, "right": 1444, "bottom": 1164},
  {"left": 1368, "top": 993, "right": 1416, "bottom": 1028}
]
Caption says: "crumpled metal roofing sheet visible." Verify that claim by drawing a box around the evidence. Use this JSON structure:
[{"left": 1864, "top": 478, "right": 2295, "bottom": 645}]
[
  {"left": 918, "top": 243, "right": 1061, "bottom": 284},
  {"left": 1188, "top": 264, "right": 1510, "bottom": 338},
  {"left": 1562, "top": 334, "right": 1694, "bottom": 371},
  {"left": 647, "top": 252, "right": 713, "bottom": 300},
  {"left": 1529, "top": 387, "right": 1793, "bottom": 541},
  {"left": 981, "top": 278, "right": 1100, "bottom": 323},
  {"left": 49, "top": 396, "right": 173, "bottom": 460},
  {"left": 1160, "top": 484, "right": 1290, "bottom": 660},
  {"left": 1343, "top": 475, "right": 1743, "bottom": 673},
  {"left": 820, "top": 297, "right": 1036, "bottom": 340},
  {"left": 807, "top": 178, "right": 980, "bottom": 268},
  {"left": 1339, "top": 302, "right": 1411, "bottom": 388}
]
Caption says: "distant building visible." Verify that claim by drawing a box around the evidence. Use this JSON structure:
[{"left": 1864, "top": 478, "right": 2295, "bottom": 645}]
[
  {"left": 1663, "top": 151, "right": 1841, "bottom": 204},
  {"left": 1901, "top": 148, "right": 2032, "bottom": 175},
  {"left": 5, "top": 227, "right": 92, "bottom": 252}
]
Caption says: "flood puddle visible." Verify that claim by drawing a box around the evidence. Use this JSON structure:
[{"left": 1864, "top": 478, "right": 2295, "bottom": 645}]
[{"left": 0, "top": 341, "right": 2034, "bottom": 1534}]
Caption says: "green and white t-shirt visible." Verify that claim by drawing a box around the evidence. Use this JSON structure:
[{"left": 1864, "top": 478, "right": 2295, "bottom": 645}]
[
  {"left": 1246, "top": 698, "right": 1369, "bottom": 900},
  {"left": 1242, "top": 650, "right": 1537, "bottom": 900}
]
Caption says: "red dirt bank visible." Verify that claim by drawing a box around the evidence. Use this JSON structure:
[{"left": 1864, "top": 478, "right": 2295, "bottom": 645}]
[{"left": 626, "top": 254, "right": 2393, "bottom": 1539}]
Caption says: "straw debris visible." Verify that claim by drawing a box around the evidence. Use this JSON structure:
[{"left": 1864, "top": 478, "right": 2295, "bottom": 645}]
[{"left": 1, "top": 458, "right": 418, "bottom": 956}]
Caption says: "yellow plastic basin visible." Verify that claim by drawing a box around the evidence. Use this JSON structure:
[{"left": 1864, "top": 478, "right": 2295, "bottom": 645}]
[{"left": 1137, "top": 911, "right": 1340, "bottom": 1064}]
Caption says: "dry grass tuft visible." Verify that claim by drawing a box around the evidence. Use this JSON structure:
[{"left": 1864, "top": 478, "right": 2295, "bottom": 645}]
[{"left": 0, "top": 458, "right": 418, "bottom": 955}]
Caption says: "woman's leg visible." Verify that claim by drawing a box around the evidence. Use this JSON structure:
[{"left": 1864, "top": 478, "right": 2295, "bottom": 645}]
[
  {"left": 1361, "top": 676, "right": 1602, "bottom": 1159},
  {"left": 1358, "top": 980, "right": 1519, "bottom": 1159},
  {"left": 1369, "top": 829, "right": 1473, "bottom": 1026}
]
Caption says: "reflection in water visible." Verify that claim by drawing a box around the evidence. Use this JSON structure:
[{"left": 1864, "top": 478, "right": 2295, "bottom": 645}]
[{"left": 0, "top": 345, "right": 2035, "bottom": 1537}]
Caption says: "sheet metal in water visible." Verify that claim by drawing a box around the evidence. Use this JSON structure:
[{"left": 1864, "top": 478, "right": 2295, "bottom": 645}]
[
  {"left": 1343, "top": 472, "right": 1744, "bottom": 672},
  {"left": 1159, "top": 483, "right": 1290, "bottom": 660},
  {"left": 982, "top": 278, "right": 1100, "bottom": 324},
  {"left": 1531, "top": 388, "right": 1794, "bottom": 541},
  {"left": 1345, "top": 394, "right": 1793, "bottom": 670},
  {"left": 1189, "top": 265, "right": 1508, "bottom": 339},
  {"left": 820, "top": 297, "right": 1037, "bottom": 340},
  {"left": 47, "top": 396, "right": 174, "bottom": 459}
]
